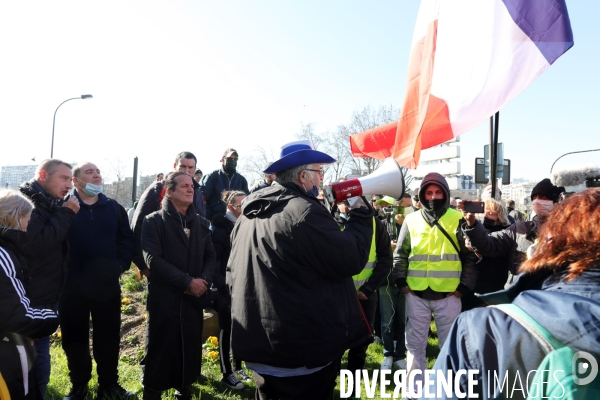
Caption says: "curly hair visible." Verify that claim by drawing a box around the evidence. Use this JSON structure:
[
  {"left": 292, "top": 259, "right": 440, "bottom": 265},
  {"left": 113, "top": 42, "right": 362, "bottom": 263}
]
[
  {"left": 485, "top": 198, "right": 509, "bottom": 226},
  {"left": 520, "top": 188, "right": 600, "bottom": 281}
]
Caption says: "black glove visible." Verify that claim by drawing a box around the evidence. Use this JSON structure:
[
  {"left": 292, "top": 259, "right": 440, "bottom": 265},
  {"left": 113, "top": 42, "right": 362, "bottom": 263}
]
[{"left": 347, "top": 206, "right": 374, "bottom": 220}]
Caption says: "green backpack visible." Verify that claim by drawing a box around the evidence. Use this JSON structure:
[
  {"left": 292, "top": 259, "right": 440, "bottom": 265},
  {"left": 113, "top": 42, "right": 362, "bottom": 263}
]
[{"left": 494, "top": 304, "right": 600, "bottom": 400}]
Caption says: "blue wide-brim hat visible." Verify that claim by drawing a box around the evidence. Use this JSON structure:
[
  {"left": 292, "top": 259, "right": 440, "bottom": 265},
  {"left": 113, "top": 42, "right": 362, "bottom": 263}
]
[{"left": 264, "top": 140, "right": 336, "bottom": 174}]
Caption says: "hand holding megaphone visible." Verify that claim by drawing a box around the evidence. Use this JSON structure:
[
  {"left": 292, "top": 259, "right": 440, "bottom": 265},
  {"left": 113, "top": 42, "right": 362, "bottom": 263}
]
[{"left": 324, "top": 158, "right": 406, "bottom": 203}]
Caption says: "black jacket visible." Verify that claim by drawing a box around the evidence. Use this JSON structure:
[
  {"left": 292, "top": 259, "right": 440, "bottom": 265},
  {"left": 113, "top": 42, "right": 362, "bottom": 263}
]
[
  {"left": 0, "top": 229, "right": 60, "bottom": 400},
  {"left": 210, "top": 214, "right": 234, "bottom": 294},
  {"left": 65, "top": 191, "right": 134, "bottom": 299},
  {"left": 131, "top": 178, "right": 206, "bottom": 271},
  {"left": 20, "top": 180, "right": 76, "bottom": 307},
  {"left": 0, "top": 229, "right": 59, "bottom": 339},
  {"left": 199, "top": 167, "right": 249, "bottom": 220},
  {"left": 141, "top": 198, "right": 216, "bottom": 390},
  {"left": 462, "top": 217, "right": 541, "bottom": 275},
  {"left": 227, "top": 182, "right": 373, "bottom": 368},
  {"left": 249, "top": 179, "right": 271, "bottom": 194}
]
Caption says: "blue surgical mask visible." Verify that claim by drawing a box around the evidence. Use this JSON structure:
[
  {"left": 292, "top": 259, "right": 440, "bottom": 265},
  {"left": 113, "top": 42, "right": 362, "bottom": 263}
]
[
  {"left": 81, "top": 181, "right": 103, "bottom": 196},
  {"left": 302, "top": 171, "right": 319, "bottom": 198}
]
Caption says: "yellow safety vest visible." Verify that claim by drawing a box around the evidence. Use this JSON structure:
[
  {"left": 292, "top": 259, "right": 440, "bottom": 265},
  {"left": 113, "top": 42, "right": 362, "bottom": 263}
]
[
  {"left": 352, "top": 217, "right": 377, "bottom": 291},
  {"left": 406, "top": 208, "right": 462, "bottom": 292}
]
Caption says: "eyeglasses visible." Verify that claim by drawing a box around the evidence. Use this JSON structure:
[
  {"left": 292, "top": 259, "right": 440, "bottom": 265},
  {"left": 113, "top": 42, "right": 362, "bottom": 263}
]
[
  {"left": 305, "top": 168, "right": 325, "bottom": 176},
  {"left": 231, "top": 204, "right": 242, "bottom": 209}
]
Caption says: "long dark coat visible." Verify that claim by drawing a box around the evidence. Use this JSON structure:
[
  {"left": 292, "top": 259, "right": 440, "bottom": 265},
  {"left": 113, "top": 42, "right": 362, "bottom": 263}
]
[{"left": 141, "top": 198, "right": 216, "bottom": 391}]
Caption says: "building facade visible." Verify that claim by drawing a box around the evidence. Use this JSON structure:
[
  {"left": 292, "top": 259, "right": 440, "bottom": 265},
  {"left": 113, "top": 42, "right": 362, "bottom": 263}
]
[{"left": 1, "top": 164, "right": 37, "bottom": 190}]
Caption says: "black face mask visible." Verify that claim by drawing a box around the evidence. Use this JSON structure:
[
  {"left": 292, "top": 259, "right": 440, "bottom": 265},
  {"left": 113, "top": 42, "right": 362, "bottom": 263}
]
[
  {"left": 224, "top": 158, "right": 237, "bottom": 172},
  {"left": 483, "top": 217, "right": 497, "bottom": 227},
  {"left": 428, "top": 199, "right": 445, "bottom": 211}
]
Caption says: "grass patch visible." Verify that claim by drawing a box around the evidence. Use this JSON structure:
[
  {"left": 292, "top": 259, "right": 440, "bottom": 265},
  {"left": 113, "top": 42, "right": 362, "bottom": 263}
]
[
  {"left": 121, "top": 272, "right": 144, "bottom": 293},
  {"left": 48, "top": 322, "right": 440, "bottom": 399}
]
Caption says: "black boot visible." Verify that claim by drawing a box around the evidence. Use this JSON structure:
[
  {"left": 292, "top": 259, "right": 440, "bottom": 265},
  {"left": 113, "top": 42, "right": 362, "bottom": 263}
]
[
  {"left": 64, "top": 384, "right": 88, "bottom": 400},
  {"left": 95, "top": 384, "right": 136, "bottom": 400},
  {"left": 142, "top": 387, "right": 161, "bottom": 400}
]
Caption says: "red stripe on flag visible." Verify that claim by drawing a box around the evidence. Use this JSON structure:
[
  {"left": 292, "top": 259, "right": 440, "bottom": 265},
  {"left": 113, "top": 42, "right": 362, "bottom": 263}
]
[
  {"left": 390, "top": 19, "right": 439, "bottom": 169},
  {"left": 349, "top": 122, "right": 396, "bottom": 159},
  {"left": 350, "top": 19, "right": 453, "bottom": 169},
  {"left": 421, "top": 94, "right": 453, "bottom": 149}
]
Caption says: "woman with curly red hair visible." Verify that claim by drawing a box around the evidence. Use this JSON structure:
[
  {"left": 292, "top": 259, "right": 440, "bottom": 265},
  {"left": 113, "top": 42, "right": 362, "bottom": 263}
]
[{"left": 430, "top": 188, "right": 600, "bottom": 399}]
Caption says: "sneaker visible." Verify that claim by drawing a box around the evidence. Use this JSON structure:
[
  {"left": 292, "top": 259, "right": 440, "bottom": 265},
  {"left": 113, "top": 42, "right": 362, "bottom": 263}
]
[
  {"left": 235, "top": 369, "right": 251, "bottom": 382},
  {"left": 221, "top": 373, "right": 244, "bottom": 390},
  {"left": 393, "top": 359, "right": 408, "bottom": 370},
  {"left": 64, "top": 384, "right": 88, "bottom": 400},
  {"left": 95, "top": 384, "right": 136, "bottom": 400},
  {"left": 380, "top": 355, "right": 394, "bottom": 371}
]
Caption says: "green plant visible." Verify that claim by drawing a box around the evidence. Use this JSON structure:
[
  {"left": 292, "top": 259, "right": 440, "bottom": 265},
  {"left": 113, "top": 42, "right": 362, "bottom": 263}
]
[
  {"left": 126, "top": 335, "right": 139, "bottom": 345},
  {"left": 122, "top": 272, "right": 144, "bottom": 292},
  {"left": 121, "top": 304, "right": 135, "bottom": 314}
]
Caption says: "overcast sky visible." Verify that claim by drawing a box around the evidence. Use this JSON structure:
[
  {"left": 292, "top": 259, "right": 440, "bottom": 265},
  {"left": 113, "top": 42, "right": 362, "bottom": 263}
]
[{"left": 1, "top": 0, "right": 597, "bottom": 184}]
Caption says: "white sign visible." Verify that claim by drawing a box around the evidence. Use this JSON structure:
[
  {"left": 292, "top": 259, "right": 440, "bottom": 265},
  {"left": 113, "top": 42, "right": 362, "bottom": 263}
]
[
  {"left": 419, "top": 146, "right": 460, "bottom": 162},
  {"left": 411, "top": 162, "right": 461, "bottom": 178}
]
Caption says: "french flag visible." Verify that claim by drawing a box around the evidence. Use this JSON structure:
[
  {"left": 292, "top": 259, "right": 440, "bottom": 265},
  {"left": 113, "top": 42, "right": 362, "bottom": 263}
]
[{"left": 350, "top": 0, "right": 574, "bottom": 169}]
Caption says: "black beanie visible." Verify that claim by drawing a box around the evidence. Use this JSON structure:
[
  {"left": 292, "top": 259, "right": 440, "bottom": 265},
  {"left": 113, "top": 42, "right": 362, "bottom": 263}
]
[{"left": 531, "top": 178, "right": 565, "bottom": 203}]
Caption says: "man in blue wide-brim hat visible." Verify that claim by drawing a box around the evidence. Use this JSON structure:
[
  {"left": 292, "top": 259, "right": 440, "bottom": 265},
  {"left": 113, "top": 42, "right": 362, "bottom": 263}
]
[{"left": 227, "top": 139, "right": 375, "bottom": 399}]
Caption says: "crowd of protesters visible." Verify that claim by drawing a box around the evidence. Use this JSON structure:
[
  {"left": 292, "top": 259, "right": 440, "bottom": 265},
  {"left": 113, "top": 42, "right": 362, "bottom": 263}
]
[{"left": 1, "top": 141, "right": 599, "bottom": 399}]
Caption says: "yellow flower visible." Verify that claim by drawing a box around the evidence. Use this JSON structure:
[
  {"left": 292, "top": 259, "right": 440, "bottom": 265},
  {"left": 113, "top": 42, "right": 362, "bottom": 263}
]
[
  {"left": 57, "top": 331, "right": 62, "bottom": 339},
  {"left": 207, "top": 336, "right": 218, "bottom": 346},
  {"left": 121, "top": 297, "right": 131, "bottom": 305},
  {"left": 208, "top": 351, "right": 219, "bottom": 360}
]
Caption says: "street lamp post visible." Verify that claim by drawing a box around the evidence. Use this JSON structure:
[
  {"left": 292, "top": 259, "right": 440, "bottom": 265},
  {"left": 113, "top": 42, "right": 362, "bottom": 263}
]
[{"left": 51, "top": 94, "right": 93, "bottom": 158}]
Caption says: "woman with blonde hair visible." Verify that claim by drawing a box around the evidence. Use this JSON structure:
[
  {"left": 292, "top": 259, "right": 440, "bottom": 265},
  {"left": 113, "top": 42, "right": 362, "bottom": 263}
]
[
  {"left": 461, "top": 198, "right": 512, "bottom": 310},
  {"left": 432, "top": 188, "right": 600, "bottom": 399},
  {"left": 483, "top": 198, "right": 510, "bottom": 227},
  {"left": 0, "top": 189, "right": 59, "bottom": 398}
]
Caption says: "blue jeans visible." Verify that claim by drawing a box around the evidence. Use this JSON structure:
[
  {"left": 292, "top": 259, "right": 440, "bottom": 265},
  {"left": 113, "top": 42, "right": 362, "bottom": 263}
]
[
  {"left": 378, "top": 285, "right": 406, "bottom": 360},
  {"left": 34, "top": 335, "right": 51, "bottom": 398}
]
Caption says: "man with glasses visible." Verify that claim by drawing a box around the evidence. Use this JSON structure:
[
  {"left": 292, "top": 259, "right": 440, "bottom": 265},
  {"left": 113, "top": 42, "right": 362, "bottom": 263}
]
[
  {"left": 200, "top": 148, "right": 249, "bottom": 220},
  {"left": 228, "top": 140, "right": 374, "bottom": 399}
]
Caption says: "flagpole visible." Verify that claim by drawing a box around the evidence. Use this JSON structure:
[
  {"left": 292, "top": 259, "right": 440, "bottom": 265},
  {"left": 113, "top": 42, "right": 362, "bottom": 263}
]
[{"left": 489, "top": 111, "right": 500, "bottom": 197}]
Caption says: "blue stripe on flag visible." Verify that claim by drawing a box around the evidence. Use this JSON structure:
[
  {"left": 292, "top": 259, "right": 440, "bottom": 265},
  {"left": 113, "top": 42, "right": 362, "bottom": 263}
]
[{"left": 502, "top": 0, "right": 574, "bottom": 65}]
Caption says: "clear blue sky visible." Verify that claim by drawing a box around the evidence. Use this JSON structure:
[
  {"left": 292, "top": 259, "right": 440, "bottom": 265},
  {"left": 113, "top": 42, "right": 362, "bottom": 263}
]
[{"left": 0, "top": 0, "right": 597, "bottom": 183}]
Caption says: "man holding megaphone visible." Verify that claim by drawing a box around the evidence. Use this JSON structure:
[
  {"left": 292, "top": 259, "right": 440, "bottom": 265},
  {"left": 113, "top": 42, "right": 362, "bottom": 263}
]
[{"left": 227, "top": 140, "right": 375, "bottom": 399}]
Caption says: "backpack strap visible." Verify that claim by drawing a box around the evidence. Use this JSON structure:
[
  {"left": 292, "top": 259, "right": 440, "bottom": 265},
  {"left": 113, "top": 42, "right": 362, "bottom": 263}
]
[
  {"left": 432, "top": 218, "right": 461, "bottom": 255},
  {"left": 492, "top": 304, "right": 565, "bottom": 353}
]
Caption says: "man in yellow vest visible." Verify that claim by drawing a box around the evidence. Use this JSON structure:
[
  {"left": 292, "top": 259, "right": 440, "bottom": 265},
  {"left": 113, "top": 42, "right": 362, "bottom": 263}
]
[
  {"left": 393, "top": 173, "right": 478, "bottom": 395},
  {"left": 337, "top": 197, "right": 392, "bottom": 375}
]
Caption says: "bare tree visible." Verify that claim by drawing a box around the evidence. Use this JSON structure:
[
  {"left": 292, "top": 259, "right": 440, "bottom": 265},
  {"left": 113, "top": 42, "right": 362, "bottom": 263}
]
[
  {"left": 102, "top": 157, "right": 133, "bottom": 207},
  {"left": 238, "top": 146, "right": 276, "bottom": 187}
]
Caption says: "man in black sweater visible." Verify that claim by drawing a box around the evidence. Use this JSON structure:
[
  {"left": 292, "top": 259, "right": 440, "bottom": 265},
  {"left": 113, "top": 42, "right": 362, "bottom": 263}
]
[{"left": 60, "top": 162, "right": 134, "bottom": 400}]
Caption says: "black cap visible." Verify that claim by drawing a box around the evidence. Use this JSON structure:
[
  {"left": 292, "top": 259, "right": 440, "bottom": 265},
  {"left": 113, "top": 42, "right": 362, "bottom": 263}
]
[
  {"left": 195, "top": 169, "right": 202, "bottom": 175},
  {"left": 531, "top": 178, "right": 565, "bottom": 203}
]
